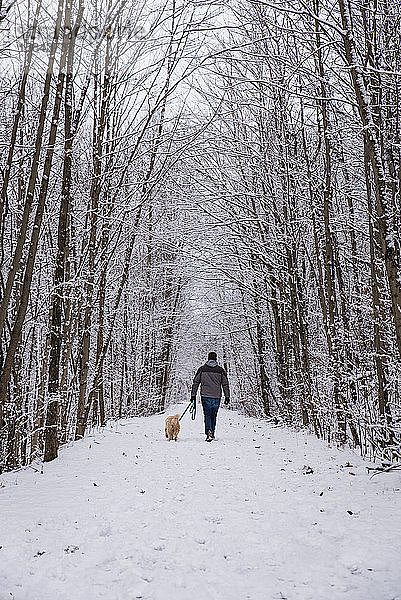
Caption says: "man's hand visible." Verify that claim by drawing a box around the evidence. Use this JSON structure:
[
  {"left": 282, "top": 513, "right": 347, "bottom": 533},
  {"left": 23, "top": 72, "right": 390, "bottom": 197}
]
[{"left": 224, "top": 398, "right": 230, "bottom": 406}]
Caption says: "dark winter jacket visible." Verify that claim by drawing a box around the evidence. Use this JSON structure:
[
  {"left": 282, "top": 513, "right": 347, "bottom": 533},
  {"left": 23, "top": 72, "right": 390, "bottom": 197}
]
[{"left": 191, "top": 360, "right": 230, "bottom": 401}]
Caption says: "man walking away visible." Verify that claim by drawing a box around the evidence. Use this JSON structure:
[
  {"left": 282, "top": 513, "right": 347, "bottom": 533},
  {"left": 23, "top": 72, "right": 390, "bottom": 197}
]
[{"left": 191, "top": 351, "right": 230, "bottom": 442}]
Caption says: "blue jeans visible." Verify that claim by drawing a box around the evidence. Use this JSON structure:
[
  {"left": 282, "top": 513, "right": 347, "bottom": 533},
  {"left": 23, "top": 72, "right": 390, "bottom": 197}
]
[{"left": 201, "top": 397, "right": 221, "bottom": 435}]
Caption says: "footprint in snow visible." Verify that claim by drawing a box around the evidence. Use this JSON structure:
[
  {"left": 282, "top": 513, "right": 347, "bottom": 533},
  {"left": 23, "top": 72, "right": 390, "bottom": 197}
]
[
  {"left": 205, "top": 515, "right": 223, "bottom": 524},
  {"left": 153, "top": 544, "right": 166, "bottom": 551},
  {"left": 64, "top": 545, "right": 79, "bottom": 553}
]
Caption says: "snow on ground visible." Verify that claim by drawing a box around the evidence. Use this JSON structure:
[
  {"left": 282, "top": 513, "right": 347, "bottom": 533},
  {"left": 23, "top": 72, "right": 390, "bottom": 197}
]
[{"left": 0, "top": 403, "right": 400, "bottom": 600}]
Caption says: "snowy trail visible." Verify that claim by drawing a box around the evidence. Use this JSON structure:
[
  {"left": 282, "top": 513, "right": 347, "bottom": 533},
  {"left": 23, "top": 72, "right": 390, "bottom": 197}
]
[{"left": 0, "top": 404, "right": 400, "bottom": 600}]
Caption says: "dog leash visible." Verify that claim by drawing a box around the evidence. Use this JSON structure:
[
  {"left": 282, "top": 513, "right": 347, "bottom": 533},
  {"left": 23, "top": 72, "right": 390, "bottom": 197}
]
[{"left": 179, "top": 400, "right": 196, "bottom": 421}]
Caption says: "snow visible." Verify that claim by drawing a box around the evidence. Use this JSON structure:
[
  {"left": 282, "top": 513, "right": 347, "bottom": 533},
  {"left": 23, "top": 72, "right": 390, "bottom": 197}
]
[{"left": 0, "top": 404, "right": 400, "bottom": 600}]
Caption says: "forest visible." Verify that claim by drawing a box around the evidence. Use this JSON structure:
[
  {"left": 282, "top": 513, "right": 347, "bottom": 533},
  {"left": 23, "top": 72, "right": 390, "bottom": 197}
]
[{"left": 0, "top": 0, "right": 400, "bottom": 471}]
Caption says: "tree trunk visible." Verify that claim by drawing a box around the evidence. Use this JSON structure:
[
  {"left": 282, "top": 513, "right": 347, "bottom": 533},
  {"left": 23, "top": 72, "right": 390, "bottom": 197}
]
[{"left": 44, "top": 0, "right": 83, "bottom": 462}]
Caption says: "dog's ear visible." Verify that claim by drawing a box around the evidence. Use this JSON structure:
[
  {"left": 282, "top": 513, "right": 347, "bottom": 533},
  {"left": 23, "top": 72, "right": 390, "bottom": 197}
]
[{"left": 175, "top": 414, "right": 180, "bottom": 418}]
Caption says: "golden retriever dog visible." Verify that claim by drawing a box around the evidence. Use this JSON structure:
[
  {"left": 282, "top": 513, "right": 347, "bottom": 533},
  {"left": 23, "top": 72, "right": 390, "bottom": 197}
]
[{"left": 165, "top": 414, "right": 180, "bottom": 441}]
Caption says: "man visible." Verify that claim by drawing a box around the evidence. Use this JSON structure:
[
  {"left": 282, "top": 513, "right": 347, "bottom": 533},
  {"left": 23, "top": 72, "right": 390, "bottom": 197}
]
[{"left": 191, "top": 351, "right": 230, "bottom": 442}]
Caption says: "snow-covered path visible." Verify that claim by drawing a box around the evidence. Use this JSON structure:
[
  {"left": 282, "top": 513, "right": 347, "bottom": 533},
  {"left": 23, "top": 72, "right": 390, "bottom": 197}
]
[{"left": 0, "top": 404, "right": 400, "bottom": 600}]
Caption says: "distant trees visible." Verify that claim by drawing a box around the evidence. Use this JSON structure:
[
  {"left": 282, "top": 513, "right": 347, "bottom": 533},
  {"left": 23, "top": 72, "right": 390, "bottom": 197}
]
[
  {"left": 1, "top": 0, "right": 400, "bottom": 471},
  {"left": 187, "top": 0, "right": 401, "bottom": 463},
  {"left": 0, "top": 0, "right": 214, "bottom": 470}
]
